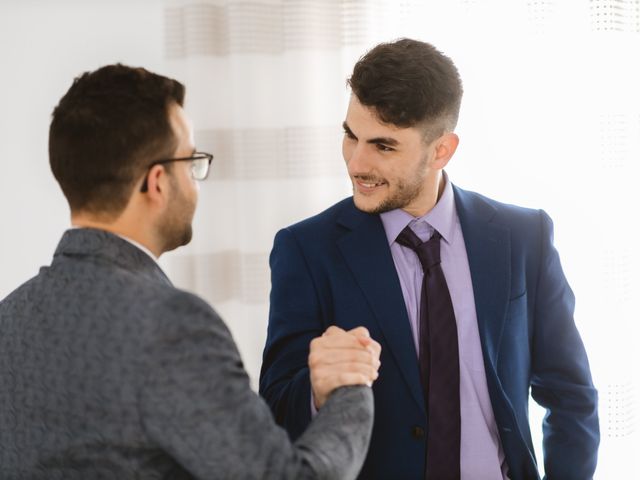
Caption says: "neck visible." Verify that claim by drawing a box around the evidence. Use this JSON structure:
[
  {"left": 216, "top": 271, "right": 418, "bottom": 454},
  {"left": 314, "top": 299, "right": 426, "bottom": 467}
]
[
  {"left": 401, "top": 170, "right": 445, "bottom": 218},
  {"left": 71, "top": 213, "right": 162, "bottom": 258}
]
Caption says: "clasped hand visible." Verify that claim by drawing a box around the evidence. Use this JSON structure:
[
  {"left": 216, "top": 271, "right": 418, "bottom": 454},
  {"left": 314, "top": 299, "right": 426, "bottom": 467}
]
[{"left": 309, "top": 326, "right": 381, "bottom": 409}]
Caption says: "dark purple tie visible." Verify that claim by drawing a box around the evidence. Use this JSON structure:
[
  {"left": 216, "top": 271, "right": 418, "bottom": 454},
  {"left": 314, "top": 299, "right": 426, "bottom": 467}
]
[{"left": 396, "top": 225, "right": 461, "bottom": 480}]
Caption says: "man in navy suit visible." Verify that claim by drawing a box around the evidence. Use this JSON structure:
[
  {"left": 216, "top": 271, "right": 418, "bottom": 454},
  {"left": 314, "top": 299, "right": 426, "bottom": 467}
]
[{"left": 259, "top": 39, "right": 599, "bottom": 479}]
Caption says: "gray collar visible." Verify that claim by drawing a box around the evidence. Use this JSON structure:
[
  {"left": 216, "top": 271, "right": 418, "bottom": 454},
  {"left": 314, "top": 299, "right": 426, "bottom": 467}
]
[{"left": 53, "top": 228, "right": 172, "bottom": 287}]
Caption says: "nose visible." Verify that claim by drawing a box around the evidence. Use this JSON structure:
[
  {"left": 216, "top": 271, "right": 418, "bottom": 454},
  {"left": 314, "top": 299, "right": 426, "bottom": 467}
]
[{"left": 343, "top": 140, "right": 369, "bottom": 174}]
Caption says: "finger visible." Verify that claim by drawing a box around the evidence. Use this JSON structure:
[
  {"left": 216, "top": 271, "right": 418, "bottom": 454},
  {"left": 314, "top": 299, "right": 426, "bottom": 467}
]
[
  {"left": 319, "top": 327, "right": 370, "bottom": 345},
  {"left": 323, "top": 325, "right": 345, "bottom": 337},
  {"left": 309, "top": 348, "right": 379, "bottom": 368},
  {"left": 312, "top": 362, "right": 379, "bottom": 383},
  {"left": 311, "top": 333, "right": 362, "bottom": 354},
  {"left": 311, "top": 367, "right": 380, "bottom": 390},
  {"left": 366, "top": 339, "right": 382, "bottom": 358},
  {"left": 348, "top": 326, "right": 370, "bottom": 338},
  {"left": 330, "top": 349, "right": 376, "bottom": 363},
  {"left": 309, "top": 335, "right": 371, "bottom": 352},
  {"left": 353, "top": 338, "right": 381, "bottom": 365},
  {"left": 336, "top": 371, "right": 374, "bottom": 388}
]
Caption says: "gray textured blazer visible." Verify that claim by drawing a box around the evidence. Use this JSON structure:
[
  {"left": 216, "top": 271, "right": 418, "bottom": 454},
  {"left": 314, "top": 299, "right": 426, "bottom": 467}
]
[{"left": 0, "top": 228, "right": 373, "bottom": 479}]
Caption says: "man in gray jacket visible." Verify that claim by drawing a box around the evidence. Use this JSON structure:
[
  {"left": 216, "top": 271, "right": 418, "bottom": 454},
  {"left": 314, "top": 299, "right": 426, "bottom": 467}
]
[{"left": 0, "top": 64, "right": 380, "bottom": 479}]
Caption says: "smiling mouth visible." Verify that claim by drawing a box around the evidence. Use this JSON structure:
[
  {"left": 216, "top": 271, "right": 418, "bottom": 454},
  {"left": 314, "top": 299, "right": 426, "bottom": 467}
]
[{"left": 354, "top": 178, "right": 387, "bottom": 193}]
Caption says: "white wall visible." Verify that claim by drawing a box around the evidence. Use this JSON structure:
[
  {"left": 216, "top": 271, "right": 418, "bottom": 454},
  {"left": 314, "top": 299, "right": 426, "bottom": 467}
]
[{"left": 0, "top": 0, "right": 165, "bottom": 297}]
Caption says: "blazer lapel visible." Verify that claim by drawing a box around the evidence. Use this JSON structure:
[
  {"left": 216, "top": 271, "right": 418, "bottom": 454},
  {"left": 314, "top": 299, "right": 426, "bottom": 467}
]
[
  {"left": 453, "top": 186, "right": 511, "bottom": 372},
  {"left": 336, "top": 202, "right": 425, "bottom": 412}
]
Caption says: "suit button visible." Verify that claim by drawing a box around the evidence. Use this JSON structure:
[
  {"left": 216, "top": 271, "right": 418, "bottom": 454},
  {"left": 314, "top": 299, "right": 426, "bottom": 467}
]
[{"left": 411, "top": 426, "right": 425, "bottom": 439}]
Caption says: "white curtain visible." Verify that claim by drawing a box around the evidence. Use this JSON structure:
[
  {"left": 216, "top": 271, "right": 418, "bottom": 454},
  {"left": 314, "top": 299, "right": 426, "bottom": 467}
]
[{"left": 160, "top": 1, "right": 640, "bottom": 477}]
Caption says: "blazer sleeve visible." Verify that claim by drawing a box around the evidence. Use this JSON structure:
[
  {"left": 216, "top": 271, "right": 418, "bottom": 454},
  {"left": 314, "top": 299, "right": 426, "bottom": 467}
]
[
  {"left": 137, "top": 289, "right": 373, "bottom": 480},
  {"left": 259, "top": 227, "right": 330, "bottom": 440},
  {"left": 530, "top": 210, "right": 599, "bottom": 479}
]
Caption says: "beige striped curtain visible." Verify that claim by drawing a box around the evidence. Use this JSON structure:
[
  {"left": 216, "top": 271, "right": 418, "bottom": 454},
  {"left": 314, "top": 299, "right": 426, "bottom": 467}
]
[
  {"left": 158, "top": 1, "right": 640, "bottom": 476},
  {"left": 162, "top": 0, "right": 348, "bottom": 388}
]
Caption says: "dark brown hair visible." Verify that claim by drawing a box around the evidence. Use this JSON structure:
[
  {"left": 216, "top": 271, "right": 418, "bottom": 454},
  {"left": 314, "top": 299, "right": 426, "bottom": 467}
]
[
  {"left": 49, "top": 64, "right": 185, "bottom": 216},
  {"left": 348, "top": 38, "right": 463, "bottom": 139}
]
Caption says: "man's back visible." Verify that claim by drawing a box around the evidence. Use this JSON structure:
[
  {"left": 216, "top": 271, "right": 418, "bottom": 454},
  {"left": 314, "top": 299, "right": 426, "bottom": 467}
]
[
  {"left": 0, "top": 228, "right": 374, "bottom": 479},
  {"left": 1, "top": 228, "right": 190, "bottom": 477}
]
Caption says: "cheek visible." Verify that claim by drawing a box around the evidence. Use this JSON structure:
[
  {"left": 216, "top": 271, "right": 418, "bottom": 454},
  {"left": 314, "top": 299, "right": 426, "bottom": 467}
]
[
  {"left": 377, "top": 162, "right": 397, "bottom": 182},
  {"left": 342, "top": 138, "right": 354, "bottom": 163},
  {"left": 395, "top": 155, "right": 424, "bottom": 180},
  {"left": 189, "top": 175, "right": 199, "bottom": 200}
]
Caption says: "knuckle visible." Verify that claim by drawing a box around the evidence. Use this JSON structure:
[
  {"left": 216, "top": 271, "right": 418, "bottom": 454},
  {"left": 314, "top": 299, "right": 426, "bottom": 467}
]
[
  {"left": 308, "top": 352, "right": 319, "bottom": 367},
  {"left": 346, "top": 362, "right": 365, "bottom": 374},
  {"left": 356, "top": 326, "right": 370, "bottom": 336}
]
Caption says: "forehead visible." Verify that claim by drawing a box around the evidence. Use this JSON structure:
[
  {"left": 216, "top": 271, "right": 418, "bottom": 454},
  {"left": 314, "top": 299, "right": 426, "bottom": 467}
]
[{"left": 345, "top": 96, "right": 421, "bottom": 143}]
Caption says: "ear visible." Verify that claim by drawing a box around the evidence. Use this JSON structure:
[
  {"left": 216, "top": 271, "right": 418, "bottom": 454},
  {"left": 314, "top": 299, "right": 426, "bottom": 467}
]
[
  {"left": 431, "top": 132, "right": 459, "bottom": 169},
  {"left": 143, "top": 164, "right": 170, "bottom": 208}
]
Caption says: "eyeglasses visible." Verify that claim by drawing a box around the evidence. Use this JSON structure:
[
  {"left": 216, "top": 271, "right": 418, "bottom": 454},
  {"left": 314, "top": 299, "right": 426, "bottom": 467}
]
[{"left": 140, "top": 151, "right": 213, "bottom": 192}]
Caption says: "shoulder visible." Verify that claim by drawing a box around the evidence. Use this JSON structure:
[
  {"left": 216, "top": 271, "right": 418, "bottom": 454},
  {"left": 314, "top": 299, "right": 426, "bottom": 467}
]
[
  {"left": 145, "top": 285, "right": 227, "bottom": 334},
  {"left": 132, "top": 285, "right": 242, "bottom": 373},
  {"left": 453, "top": 184, "right": 548, "bottom": 230},
  {"left": 272, "top": 197, "right": 357, "bottom": 247},
  {"left": 61, "top": 257, "right": 230, "bottom": 342},
  {"left": 287, "top": 197, "right": 355, "bottom": 233}
]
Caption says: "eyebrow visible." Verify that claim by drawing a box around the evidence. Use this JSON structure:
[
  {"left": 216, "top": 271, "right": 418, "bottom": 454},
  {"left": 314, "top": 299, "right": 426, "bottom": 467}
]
[{"left": 342, "top": 121, "right": 399, "bottom": 147}]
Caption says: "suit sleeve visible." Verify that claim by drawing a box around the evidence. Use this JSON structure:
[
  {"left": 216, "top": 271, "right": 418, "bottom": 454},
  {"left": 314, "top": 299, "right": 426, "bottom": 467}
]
[
  {"left": 259, "top": 227, "right": 329, "bottom": 440},
  {"left": 137, "top": 290, "right": 373, "bottom": 480},
  {"left": 530, "top": 210, "right": 599, "bottom": 480}
]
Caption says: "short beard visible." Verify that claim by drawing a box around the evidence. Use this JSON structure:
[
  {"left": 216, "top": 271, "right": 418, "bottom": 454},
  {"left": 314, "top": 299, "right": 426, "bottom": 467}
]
[
  {"left": 369, "top": 180, "right": 423, "bottom": 214},
  {"left": 355, "top": 153, "right": 428, "bottom": 215},
  {"left": 158, "top": 177, "right": 194, "bottom": 253},
  {"left": 162, "top": 222, "right": 193, "bottom": 253}
]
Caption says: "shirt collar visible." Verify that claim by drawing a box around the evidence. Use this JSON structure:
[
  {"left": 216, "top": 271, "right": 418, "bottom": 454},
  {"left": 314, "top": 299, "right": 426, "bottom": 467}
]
[{"left": 380, "top": 172, "right": 457, "bottom": 245}]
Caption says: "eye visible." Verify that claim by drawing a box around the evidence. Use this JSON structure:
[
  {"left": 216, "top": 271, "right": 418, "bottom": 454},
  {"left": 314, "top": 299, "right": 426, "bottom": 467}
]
[{"left": 376, "top": 144, "right": 394, "bottom": 152}]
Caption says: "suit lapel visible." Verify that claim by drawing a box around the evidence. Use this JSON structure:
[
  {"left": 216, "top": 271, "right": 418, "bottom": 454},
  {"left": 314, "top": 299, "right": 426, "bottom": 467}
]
[
  {"left": 453, "top": 186, "right": 510, "bottom": 371},
  {"left": 336, "top": 202, "right": 425, "bottom": 411}
]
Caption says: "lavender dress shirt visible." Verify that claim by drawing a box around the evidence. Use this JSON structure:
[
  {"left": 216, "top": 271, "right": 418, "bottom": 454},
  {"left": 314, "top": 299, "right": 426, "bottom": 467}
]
[{"left": 380, "top": 175, "right": 509, "bottom": 480}]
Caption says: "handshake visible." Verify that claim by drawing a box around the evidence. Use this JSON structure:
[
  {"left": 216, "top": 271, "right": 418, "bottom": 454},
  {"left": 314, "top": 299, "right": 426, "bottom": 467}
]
[{"left": 309, "top": 326, "right": 382, "bottom": 409}]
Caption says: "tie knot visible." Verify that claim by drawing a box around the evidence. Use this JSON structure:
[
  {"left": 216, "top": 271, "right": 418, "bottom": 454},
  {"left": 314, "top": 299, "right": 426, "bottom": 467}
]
[{"left": 396, "top": 225, "right": 442, "bottom": 271}]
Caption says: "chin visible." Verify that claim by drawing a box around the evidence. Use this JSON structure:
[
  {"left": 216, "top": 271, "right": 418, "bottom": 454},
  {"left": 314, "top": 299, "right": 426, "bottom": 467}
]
[
  {"left": 181, "top": 228, "right": 193, "bottom": 247},
  {"left": 353, "top": 194, "right": 384, "bottom": 214},
  {"left": 175, "top": 224, "right": 193, "bottom": 248},
  {"left": 354, "top": 191, "right": 410, "bottom": 215},
  {"left": 160, "top": 225, "right": 193, "bottom": 253}
]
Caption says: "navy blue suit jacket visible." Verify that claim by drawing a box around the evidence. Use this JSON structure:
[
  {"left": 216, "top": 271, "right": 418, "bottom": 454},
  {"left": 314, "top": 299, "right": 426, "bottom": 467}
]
[{"left": 260, "top": 186, "right": 599, "bottom": 480}]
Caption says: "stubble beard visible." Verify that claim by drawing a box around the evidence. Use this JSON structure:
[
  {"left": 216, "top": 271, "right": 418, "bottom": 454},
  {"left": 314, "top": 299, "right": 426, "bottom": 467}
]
[
  {"left": 158, "top": 178, "right": 195, "bottom": 253},
  {"left": 354, "top": 154, "right": 429, "bottom": 215}
]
